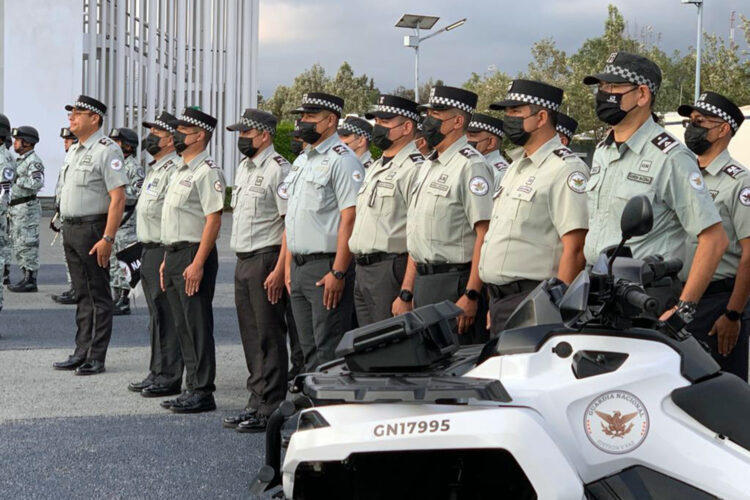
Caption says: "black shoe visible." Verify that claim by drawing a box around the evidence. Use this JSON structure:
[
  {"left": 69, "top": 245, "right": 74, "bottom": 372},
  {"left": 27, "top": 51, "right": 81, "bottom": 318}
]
[
  {"left": 74, "top": 360, "right": 106, "bottom": 376},
  {"left": 142, "top": 382, "right": 182, "bottom": 398},
  {"left": 8, "top": 269, "right": 37, "bottom": 293},
  {"left": 53, "top": 355, "right": 85, "bottom": 370},
  {"left": 236, "top": 414, "right": 270, "bottom": 433},
  {"left": 128, "top": 373, "right": 156, "bottom": 393},
  {"left": 161, "top": 390, "right": 192, "bottom": 409},
  {"left": 113, "top": 290, "right": 131, "bottom": 316},
  {"left": 52, "top": 287, "right": 77, "bottom": 304},
  {"left": 170, "top": 392, "right": 216, "bottom": 414},
  {"left": 222, "top": 407, "right": 258, "bottom": 428}
]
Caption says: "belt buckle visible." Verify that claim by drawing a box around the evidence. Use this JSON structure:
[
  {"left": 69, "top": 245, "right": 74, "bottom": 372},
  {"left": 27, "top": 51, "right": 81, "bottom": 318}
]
[{"left": 294, "top": 254, "right": 305, "bottom": 266}]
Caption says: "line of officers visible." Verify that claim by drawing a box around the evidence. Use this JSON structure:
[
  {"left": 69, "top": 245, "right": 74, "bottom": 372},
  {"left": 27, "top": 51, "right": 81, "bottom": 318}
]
[{"left": 44, "top": 50, "right": 749, "bottom": 434}]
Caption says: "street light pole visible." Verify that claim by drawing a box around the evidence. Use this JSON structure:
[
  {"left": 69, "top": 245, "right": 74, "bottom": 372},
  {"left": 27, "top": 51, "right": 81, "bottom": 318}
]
[
  {"left": 682, "top": 0, "right": 704, "bottom": 102},
  {"left": 415, "top": 24, "right": 420, "bottom": 103}
]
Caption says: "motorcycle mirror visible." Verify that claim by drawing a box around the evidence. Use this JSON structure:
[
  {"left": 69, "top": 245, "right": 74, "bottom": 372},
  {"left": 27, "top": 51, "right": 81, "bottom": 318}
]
[
  {"left": 620, "top": 195, "right": 654, "bottom": 240},
  {"left": 559, "top": 271, "right": 590, "bottom": 327}
]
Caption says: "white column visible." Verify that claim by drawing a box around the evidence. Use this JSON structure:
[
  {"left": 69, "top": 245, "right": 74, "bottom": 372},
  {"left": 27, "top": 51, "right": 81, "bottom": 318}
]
[
  {"left": 115, "top": 0, "right": 126, "bottom": 125},
  {"left": 146, "top": 0, "right": 157, "bottom": 122},
  {"left": 175, "top": 0, "right": 185, "bottom": 112},
  {"left": 201, "top": 0, "right": 212, "bottom": 115}
]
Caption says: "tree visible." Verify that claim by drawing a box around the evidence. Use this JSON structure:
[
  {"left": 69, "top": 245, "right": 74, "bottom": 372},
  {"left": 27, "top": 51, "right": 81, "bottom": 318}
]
[
  {"left": 325, "top": 62, "right": 380, "bottom": 115},
  {"left": 391, "top": 79, "right": 444, "bottom": 104},
  {"left": 462, "top": 71, "right": 511, "bottom": 116}
]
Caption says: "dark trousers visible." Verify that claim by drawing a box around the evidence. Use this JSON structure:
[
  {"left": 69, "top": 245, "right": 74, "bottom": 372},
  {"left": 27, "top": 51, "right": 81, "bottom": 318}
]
[
  {"left": 286, "top": 306, "right": 304, "bottom": 376},
  {"left": 62, "top": 220, "right": 113, "bottom": 362},
  {"left": 354, "top": 254, "right": 407, "bottom": 326},
  {"left": 141, "top": 245, "right": 183, "bottom": 386},
  {"left": 234, "top": 251, "right": 288, "bottom": 416},
  {"left": 164, "top": 244, "right": 218, "bottom": 393},
  {"left": 487, "top": 280, "right": 542, "bottom": 336},
  {"left": 688, "top": 289, "right": 750, "bottom": 381},
  {"left": 413, "top": 268, "right": 488, "bottom": 345},
  {"left": 290, "top": 257, "right": 355, "bottom": 371}
]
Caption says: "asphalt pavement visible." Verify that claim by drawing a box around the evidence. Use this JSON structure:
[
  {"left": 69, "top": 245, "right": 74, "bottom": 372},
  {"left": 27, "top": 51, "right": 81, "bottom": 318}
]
[{"left": 0, "top": 214, "right": 274, "bottom": 499}]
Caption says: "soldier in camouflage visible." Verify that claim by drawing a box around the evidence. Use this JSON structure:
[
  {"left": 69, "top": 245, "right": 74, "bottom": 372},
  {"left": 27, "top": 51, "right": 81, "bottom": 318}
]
[
  {"left": 51, "top": 127, "right": 78, "bottom": 304},
  {"left": 7, "top": 126, "right": 44, "bottom": 292},
  {"left": 108, "top": 127, "right": 144, "bottom": 315},
  {"left": 0, "top": 113, "right": 16, "bottom": 311}
]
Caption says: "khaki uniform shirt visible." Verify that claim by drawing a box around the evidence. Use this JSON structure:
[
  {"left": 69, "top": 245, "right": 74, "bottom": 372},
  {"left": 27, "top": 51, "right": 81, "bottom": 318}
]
[
  {"left": 160, "top": 150, "right": 225, "bottom": 244},
  {"left": 483, "top": 149, "right": 510, "bottom": 190},
  {"left": 136, "top": 152, "right": 179, "bottom": 244},
  {"left": 123, "top": 155, "right": 145, "bottom": 204},
  {"left": 59, "top": 129, "right": 127, "bottom": 218},
  {"left": 230, "top": 146, "right": 290, "bottom": 253},
  {"left": 584, "top": 119, "right": 721, "bottom": 272},
  {"left": 479, "top": 136, "right": 590, "bottom": 285},
  {"left": 0, "top": 145, "right": 15, "bottom": 213},
  {"left": 685, "top": 150, "right": 750, "bottom": 280},
  {"left": 285, "top": 134, "right": 365, "bottom": 255},
  {"left": 349, "top": 141, "right": 424, "bottom": 255},
  {"left": 11, "top": 150, "right": 44, "bottom": 198},
  {"left": 407, "top": 136, "right": 493, "bottom": 264}
]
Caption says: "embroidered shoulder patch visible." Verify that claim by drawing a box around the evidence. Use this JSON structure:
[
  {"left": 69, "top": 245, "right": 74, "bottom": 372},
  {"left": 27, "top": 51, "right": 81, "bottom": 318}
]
[
  {"left": 110, "top": 158, "right": 123, "bottom": 171},
  {"left": 277, "top": 182, "right": 289, "bottom": 200},
  {"left": 469, "top": 176, "right": 489, "bottom": 196},
  {"left": 458, "top": 147, "right": 477, "bottom": 158},
  {"left": 409, "top": 153, "right": 425, "bottom": 164},
  {"left": 739, "top": 187, "right": 750, "bottom": 207},
  {"left": 689, "top": 171, "right": 706, "bottom": 191},
  {"left": 651, "top": 132, "right": 679, "bottom": 154},
  {"left": 214, "top": 180, "right": 223, "bottom": 192},
  {"left": 722, "top": 164, "right": 746, "bottom": 180},
  {"left": 332, "top": 145, "right": 349, "bottom": 155},
  {"left": 567, "top": 171, "right": 588, "bottom": 193}
]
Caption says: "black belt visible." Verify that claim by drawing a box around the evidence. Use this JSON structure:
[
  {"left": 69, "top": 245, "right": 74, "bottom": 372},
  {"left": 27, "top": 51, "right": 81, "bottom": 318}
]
[
  {"left": 164, "top": 241, "right": 199, "bottom": 253},
  {"left": 237, "top": 245, "right": 281, "bottom": 260},
  {"left": 704, "top": 277, "right": 735, "bottom": 296},
  {"left": 293, "top": 252, "right": 335, "bottom": 266},
  {"left": 487, "top": 280, "right": 541, "bottom": 300},
  {"left": 416, "top": 262, "right": 471, "bottom": 275},
  {"left": 9, "top": 195, "right": 36, "bottom": 206},
  {"left": 355, "top": 252, "right": 404, "bottom": 266},
  {"left": 141, "top": 242, "right": 162, "bottom": 250},
  {"left": 62, "top": 214, "right": 108, "bottom": 225}
]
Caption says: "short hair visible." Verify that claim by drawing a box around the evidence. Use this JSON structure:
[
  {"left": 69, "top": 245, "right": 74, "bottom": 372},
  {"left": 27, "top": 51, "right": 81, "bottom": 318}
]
[
  {"left": 528, "top": 104, "right": 558, "bottom": 128},
  {"left": 454, "top": 109, "right": 471, "bottom": 132}
]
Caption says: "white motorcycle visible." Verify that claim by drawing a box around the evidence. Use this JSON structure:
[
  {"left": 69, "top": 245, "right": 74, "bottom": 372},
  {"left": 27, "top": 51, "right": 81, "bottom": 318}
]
[{"left": 251, "top": 196, "right": 750, "bottom": 499}]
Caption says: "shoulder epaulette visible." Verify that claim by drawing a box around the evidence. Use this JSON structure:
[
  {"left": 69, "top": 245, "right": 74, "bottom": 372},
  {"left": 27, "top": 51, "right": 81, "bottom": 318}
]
[
  {"left": 332, "top": 144, "right": 349, "bottom": 156},
  {"left": 409, "top": 153, "right": 425, "bottom": 164},
  {"left": 722, "top": 164, "right": 747, "bottom": 180},
  {"left": 204, "top": 158, "right": 219, "bottom": 169},
  {"left": 272, "top": 154, "right": 290, "bottom": 166},
  {"left": 651, "top": 132, "right": 680, "bottom": 154},
  {"left": 458, "top": 147, "right": 478, "bottom": 158},
  {"left": 553, "top": 147, "right": 575, "bottom": 159},
  {"left": 98, "top": 136, "right": 118, "bottom": 148}
]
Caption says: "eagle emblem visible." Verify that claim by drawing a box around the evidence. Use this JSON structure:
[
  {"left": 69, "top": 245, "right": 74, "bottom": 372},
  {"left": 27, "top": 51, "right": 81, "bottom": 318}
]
[{"left": 596, "top": 410, "right": 638, "bottom": 438}]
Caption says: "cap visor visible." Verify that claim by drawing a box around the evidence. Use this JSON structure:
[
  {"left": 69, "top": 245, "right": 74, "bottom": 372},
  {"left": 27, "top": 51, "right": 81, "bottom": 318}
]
[
  {"left": 489, "top": 99, "right": 527, "bottom": 110},
  {"left": 337, "top": 128, "right": 353, "bottom": 136},
  {"left": 64, "top": 104, "right": 75, "bottom": 111},
  {"left": 417, "top": 103, "right": 453, "bottom": 112},
  {"left": 582, "top": 73, "right": 631, "bottom": 86},
  {"left": 291, "top": 105, "right": 327, "bottom": 115},
  {"left": 365, "top": 110, "right": 400, "bottom": 120},
  {"left": 173, "top": 119, "right": 207, "bottom": 129},
  {"left": 141, "top": 120, "right": 167, "bottom": 131},
  {"left": 225, "top": 122, "right": 250, "bottom": 132},
  {"left": 677, "top": 104, "right": 697, "bottom": 118}
]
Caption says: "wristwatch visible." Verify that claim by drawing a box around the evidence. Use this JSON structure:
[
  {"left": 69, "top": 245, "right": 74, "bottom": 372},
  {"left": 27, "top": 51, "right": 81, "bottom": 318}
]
[
  {"left": 464, "top": 288, "right": 480, "bottom": 301},
  {"left": 675, "top": 300, "right": 698, "bottom": 323},
  {"left": 102, "top": 235, "right": 115, "bottom": 244},
  {"left": 399, "top": 289, "right": 413, "bottom": 302},
  {"left": 330, "top": 269, "right": 345, "bottom": 280},
  {"left": 724, "top": 309, "right": 742, "bottom": 321}
]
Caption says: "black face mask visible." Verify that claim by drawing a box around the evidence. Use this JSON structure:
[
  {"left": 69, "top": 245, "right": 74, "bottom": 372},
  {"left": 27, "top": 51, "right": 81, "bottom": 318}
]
[
  {"left": 237, "top": 137, "right": 258, "bottom": 158},
  {"left": 141, "top": 134, "right": 162, "bottom": 156},
  {"left": 684, "top": 123, "right": 714, "bottom": 155},
  {"left": 290, "top": 140, "right": 304, "bottom": 156},
  {"left": 421, "top": 116, "right": 446, "bottom": 148},
  {"left": 172, "top": 131, "right": 190, "bottom": 155},
  {"left": 371, "top": 124, "right": 396, "bottom": 150},
  {"left": 502, "top": 116, "right": 532, "bottom": 146},
  {"left": 467, "top": 141, "right": 478, "bottom": 149},
  {"left": 299, "top": 121, "right": 323, "bottom": 144},
  {"left": 595, "top": 88, "right": 638, "bottom": 125}
]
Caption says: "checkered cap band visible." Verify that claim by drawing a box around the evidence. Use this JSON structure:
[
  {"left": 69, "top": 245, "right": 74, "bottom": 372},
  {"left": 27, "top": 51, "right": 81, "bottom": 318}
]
[
  {"left": 429, "top": 95, "right": 474, "bottom": 114},
  {"left": 468, "top": 120, "right": 503, "bottom": 137},
  {"left": 155, "top": 119, "right": 175, "bottom": 133},
  {"left": 179, "top": 114, "right": 215, "bottom": 132},
  {"left": 302, "top": 95, "right": 343, "bottom": 114},
  {"left": 339, "top": 121, "right": 371, "bottom": 140},
  {"left": 695, "top": 100, "right": 738, "bottom": 131},
  {"left": 603, "top": 64, "right": 658, "bottom": 94},
  {"left": 74, "top": 101, "right": 104, "bottom": 117},
  {"left": 241, "top": 117, "right": 275, "bottom": 134},
  {"left": 375, "top": 104, "right": 419, "bottom": 121},
  {"left": 556, "top": 124, "right": 574, "bottom": 139},
  {"left": 505, "top": 92, "right": 560, "bottom": 112}
]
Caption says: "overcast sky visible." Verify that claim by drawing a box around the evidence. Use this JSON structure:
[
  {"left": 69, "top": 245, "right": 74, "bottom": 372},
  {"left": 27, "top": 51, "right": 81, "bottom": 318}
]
[{"left": 256, "top": 0, "right": 748, "bottom": 98}]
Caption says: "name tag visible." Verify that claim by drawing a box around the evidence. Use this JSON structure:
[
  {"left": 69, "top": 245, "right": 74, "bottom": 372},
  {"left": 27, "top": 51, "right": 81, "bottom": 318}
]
[
  {"left": 511, "top": 188, "right": 535, "bottom": 202},
  {"left": 626, "top": 172, "right": 652, "bottom": 185}
]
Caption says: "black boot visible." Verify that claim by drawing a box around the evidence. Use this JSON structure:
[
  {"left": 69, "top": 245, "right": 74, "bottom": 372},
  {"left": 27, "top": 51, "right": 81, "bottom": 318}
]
[
  {"left": 113, "top": 289, "right": 131, "bottom": 316},
  {"left": 8, "top": 269, "right": 37, "bottom": 293},
  {"left": 52, "top": 287, "right": 77, "bottom": 304},
  {"left": 2, "top": 265, "right": 9, "bottom": 285}
]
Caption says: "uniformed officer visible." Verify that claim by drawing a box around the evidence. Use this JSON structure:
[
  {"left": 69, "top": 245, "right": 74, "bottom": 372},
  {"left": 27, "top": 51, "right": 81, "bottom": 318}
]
[
  {"left": 348, "top": 94, "right": 423, "bottom": 325},
  {"left": 51, "top": 128, "right": 78, "bottom": 304},
  {"left": 159, "top": 107, "right": 224, "bottom": 413},
  {"left": 223, "top": 108, "right": 291, "bottom": 433},
  {"left": 6, "top": 126, "right": 43, "bottom": 292},
  {"left": 127, "top": 111, "right": 184, "bottom": 398},
  {"left": 583, "top": 52, "right": 728, "bottom": 324},
  {"left": 414, "top": 117, "right": 431, "bottom": 157},
  {"left": 108, "top": 127, "right": 144, "bottom": 314},
  {"left": 556, "top": 112, "right": 578, "bottom": 147},
  {"left": 479, "top": 80, "right": 589, "bottom": 334},
  {"left": 677, "top": 92, "right": 750, "bottom": 380},
  {"left": 407, "top": 86, "right": 494, "bottom": 344},
  {"left": 53, "top": 95, "right": 128, "bottom": 375},
  {"left": 338, "top": 115, "right": 373, "bottom": 168},
  {"left": 466, "top": 113, "right": 509, "bottom": 188},
  {"left": 285, "top": 92, "right": 365, "bottom": 370},
  {"left": 0, "top": 114, "right": 15, "bottom": 312}
]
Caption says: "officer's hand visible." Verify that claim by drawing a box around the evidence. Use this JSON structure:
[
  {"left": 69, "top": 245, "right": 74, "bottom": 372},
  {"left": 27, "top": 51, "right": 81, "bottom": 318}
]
[
  {"left": 659, "top": 306, "right": 676, "bottom": 321},
  {"left": 264, "top": 268, "right": 285, "bottom": 305},
  {"left": 89, "top": 238, "right": 112, "bottom": 268},
  {"left": 455, "top": 295, "right": 478, "bottom": 335},
  {"left": 486, "top": 310, "right": 491, "bottom": 330},
  {"left": 316, "top": 272, "right": 344, "bottom": 310},
  {"left": 391, "top": 297, "right": 413, "bottom": 317},
  {"left": 159, "top": 260, "right": 166, "bottom": 292},
  {"left": 709, "top": 314, "right": 741, "bottom": 357},
  {"left": 183, "top": 261, "right": 204, "bottom": 296}
]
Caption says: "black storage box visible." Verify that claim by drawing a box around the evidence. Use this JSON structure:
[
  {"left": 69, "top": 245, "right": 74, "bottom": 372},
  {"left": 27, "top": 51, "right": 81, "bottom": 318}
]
[{"left": 334, "top": 301, "right": 462, "bottom": 373}]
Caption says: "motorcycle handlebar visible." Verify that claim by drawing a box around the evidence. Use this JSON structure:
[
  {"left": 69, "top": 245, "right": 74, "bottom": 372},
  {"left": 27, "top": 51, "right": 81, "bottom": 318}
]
[{"left": 624, "top": 287, "right": 659, "bottom": 314}]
